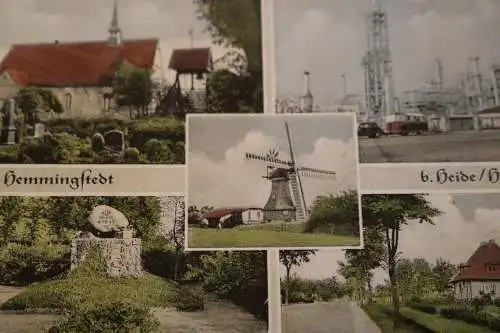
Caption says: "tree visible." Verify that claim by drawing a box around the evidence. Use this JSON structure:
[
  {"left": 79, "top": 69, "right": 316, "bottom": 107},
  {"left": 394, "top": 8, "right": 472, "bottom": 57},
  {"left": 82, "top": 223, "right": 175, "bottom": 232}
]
[
  {"left": 193, "top": 0, "right": 261, "bottom": 72},
  {"left": 193, "top": 0, "right": 263, "bottom": 113},
  {"left": 338, "top": 225, "right": 385, "bottom": 304},
  {"left": 165, "top": 196, "right": 186, "bottom": 281},
  {"left": 304, "top": 190, "right": 360, "bottom": 237},
  {"left": 432, "top": 258, "right": 456, "bottom": 295},
  {"left": 186, "top": 251, "right": 268, "bottom": 319},
  {"left": 14, "top": 88, "right": 64, "bottom": 130},
  {"left": 361, "top": 194, "right": 442, "bottom": 315},
  {"left": 206, "top": 69, "right": 262, "bottom": 113},
  {"left": 279, "top": 250, "right": 316, "bottom": 305},
  {"left": 112, "top": 63, "right": 155, "bottom": 119}
]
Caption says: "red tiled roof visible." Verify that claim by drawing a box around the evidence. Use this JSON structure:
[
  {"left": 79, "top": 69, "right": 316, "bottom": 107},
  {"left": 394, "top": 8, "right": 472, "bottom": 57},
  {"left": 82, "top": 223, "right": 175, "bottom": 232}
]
[
  {"left": 451, "top": 240, "right": 500, "bottom": 282},
  {"left": 168, "top": 47, "right": 211, "bottom": 73},
  {"left": 4, "top": 69, "right": 28, "bottom": 86},
  {"left": 203, "top": 207, "right": 262, "bottom": 219},
  {"left": 0, "top": 39, "right": 158, "bottom": 87}
]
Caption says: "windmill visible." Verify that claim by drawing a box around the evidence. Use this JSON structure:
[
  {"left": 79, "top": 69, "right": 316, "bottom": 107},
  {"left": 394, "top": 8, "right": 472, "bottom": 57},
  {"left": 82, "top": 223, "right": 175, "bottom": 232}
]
[{"left": 244, "top": 121, "right": 336, "bottom": 222}]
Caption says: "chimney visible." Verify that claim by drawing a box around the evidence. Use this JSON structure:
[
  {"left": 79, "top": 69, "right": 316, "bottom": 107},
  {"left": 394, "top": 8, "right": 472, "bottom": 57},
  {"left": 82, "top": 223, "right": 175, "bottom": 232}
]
[
  {"left": 54, "top": 40, "right": 59, "bottom": 44},
  {"left": 300, "top": 71, "right": 313, "bottom": 113}
]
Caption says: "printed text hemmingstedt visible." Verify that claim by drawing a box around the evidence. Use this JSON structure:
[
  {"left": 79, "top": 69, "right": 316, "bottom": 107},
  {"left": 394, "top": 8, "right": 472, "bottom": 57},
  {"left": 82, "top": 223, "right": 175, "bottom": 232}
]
[{"left": 3, "top": 169, "right": 114, "bottom": 190}]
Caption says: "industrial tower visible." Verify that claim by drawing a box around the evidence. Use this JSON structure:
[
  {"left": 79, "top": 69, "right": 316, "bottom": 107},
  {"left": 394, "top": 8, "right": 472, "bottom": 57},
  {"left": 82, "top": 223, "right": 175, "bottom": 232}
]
[{"left": 362, "top": 0, "right": 395, "bottom": 119}]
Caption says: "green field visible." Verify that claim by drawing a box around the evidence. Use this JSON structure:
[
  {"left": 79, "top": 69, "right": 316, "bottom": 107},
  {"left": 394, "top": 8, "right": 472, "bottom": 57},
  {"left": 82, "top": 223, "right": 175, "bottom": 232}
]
[{"left": 188, "top": 223, "right": 360, "bottom": 248}]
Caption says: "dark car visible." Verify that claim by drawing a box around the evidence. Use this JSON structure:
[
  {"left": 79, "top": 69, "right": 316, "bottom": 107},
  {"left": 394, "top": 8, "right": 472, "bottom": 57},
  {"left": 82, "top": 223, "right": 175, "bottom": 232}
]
[{"left": 358, "top": 121, "right": 385, "bottom": 138}]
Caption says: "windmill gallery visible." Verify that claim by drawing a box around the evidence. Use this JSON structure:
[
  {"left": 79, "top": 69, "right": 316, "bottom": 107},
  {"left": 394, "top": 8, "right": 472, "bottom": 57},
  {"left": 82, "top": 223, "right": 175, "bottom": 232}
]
[{"left": 186, "top": 113, "right": 362, "bottom": 249}]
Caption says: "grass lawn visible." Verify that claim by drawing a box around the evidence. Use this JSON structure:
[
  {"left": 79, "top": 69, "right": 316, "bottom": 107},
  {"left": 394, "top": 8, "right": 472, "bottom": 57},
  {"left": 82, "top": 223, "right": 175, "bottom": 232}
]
[
  {"left": 363, "top": 303, "right": 422, "bottom": 333},
  {"left": 401, "top": 307, "right": 497, "bottom": 333},
  {"left": 0, "top": 271, "right": 177, "bottom": 311},
  {"left": 188, "top": 227, "right": 360, "bottom": 248}
]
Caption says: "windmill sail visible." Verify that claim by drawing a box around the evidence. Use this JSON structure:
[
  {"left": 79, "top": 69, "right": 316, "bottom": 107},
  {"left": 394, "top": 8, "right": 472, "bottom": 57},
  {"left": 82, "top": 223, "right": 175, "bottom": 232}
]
[{"left": 284, "top": 121, "right": 308, "bottom": 221}]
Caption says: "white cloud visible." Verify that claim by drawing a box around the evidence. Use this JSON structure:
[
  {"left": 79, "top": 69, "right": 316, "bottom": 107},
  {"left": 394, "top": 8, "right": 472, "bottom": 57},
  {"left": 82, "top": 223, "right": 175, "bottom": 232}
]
[
  {"left": 188, "top": 131, "right": 358, "bottom": 209},
  {"left": 289, "top": 194, "right": 500, "bottom": 285}
]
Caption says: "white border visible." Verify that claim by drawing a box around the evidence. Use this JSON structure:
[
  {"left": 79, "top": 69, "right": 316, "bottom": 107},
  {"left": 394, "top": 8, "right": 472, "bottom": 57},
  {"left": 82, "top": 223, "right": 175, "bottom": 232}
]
[
  {"left": 184, "top": 112, "right": 363, "bottom": 251},
  {"left": 0, "top": 165, "right": 185, "bottom": 196}
]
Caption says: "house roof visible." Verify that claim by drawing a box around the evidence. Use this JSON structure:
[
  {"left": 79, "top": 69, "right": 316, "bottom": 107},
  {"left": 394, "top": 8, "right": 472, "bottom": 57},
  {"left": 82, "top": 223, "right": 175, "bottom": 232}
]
[
  {"left": 203, "top": 207, "right": 262, "bottom": 219},
  {"left": 451, "top": 240, "right": 500, "bottom": 282},
  {"left": 168, "top": 47, "right": 211, "bottom": 74},
  {"left": 0, "top": 39, "right": 158, "bottom": 87}
]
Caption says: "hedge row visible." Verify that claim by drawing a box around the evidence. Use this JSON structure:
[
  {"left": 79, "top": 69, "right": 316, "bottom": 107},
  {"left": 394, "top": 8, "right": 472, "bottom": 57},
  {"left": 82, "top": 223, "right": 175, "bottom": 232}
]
[{"left": 440, "top": 306, "right": 500, "bottom": 331}]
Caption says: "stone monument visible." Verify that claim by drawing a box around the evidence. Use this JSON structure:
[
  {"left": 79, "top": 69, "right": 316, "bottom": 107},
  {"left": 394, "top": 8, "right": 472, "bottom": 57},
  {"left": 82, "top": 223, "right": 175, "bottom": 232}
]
[
  {"left": 70, "top": 205, "right": 143, "bottom": 278},
  {"left": 91, "top": 130, "right": 125, "bottom": 157},
  {"left": 0, "top": 99, "right": 17, "bottom": 145}
]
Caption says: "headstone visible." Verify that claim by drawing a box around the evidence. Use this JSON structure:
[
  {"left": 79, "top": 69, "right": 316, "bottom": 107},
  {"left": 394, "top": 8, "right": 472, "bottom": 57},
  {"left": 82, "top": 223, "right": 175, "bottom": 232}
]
[
  {"left": 87, "top": 205, "right": 129, "bottom": 233},
  {"left": 33, "top": 123, "right": 45, "bottom": 138},
  {"left": 0, "top": 99, "right": 17, "bottom": 144},
  {"left": 103, "top": 130, "right": 125, "bottom": 155}
]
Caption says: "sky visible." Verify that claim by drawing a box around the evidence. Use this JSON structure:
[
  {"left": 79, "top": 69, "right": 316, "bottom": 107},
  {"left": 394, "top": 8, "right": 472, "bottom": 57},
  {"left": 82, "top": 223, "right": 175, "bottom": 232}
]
[
  {"left": 284, "top": 193, "right": 500, "bottom": 285},
  {"left": 187, "top": 114, "right": 359, "bottom": 209},
  {"left": 0, "top": 0, "right": 228, "bottom": 86},
  {"left": 274, "top": 0, "right": 500, "bottom": 106}
]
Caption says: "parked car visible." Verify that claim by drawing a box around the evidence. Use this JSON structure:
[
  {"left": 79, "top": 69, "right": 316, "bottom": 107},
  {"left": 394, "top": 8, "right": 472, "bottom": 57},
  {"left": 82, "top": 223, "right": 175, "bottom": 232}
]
[{"left": 358, "top": 121, "right": 385, "bottom": 138}]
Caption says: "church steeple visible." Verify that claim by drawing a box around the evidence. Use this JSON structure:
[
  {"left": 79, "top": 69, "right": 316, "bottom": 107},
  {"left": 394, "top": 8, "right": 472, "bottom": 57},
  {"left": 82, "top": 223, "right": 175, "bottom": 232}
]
[{"left": 108, "top": 0, "right": 122, "bottom": 46}]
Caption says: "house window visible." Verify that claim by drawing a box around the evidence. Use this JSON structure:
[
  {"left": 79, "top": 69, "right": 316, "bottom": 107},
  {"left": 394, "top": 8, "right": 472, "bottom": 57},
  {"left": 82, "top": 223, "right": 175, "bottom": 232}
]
[
  {"left": 489, "top": 284, "right": 497, "bottom": 293},
  {"left": 102, "top": 93, "right": 112, "bottom": 111},
  {"left": 488, "top": 265, "right": 497, "bottom": 272},
  {"left": 247, "top": 212, "right": 251, "bottom": 220},
  {"left": 257, "top": 211, "right": 261, "bottom": 218},
  {"left": 283, "top": 211, "right": 288, "bottom": 216},
  {"left": 64, "top": 93, "right": 72, "bottom": 111}
]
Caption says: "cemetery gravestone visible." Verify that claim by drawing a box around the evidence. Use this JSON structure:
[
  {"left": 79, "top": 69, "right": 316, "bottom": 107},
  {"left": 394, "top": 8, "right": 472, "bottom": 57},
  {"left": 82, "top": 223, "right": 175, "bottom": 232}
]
[
  {"left": 0, "top": 99, "right": 17, "bottom": 145},
  {"left": 103, "top": 130, "right": 125, "bottom": 156}
]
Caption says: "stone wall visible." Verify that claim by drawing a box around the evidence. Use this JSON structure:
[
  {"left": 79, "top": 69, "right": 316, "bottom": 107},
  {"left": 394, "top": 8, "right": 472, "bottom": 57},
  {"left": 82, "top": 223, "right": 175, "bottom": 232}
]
[
  {"left": 263, "top": 209, "right": 296, "bottom": 222},
  {"left": 71, "top": 237, "right": 143, "bottom": 278}
]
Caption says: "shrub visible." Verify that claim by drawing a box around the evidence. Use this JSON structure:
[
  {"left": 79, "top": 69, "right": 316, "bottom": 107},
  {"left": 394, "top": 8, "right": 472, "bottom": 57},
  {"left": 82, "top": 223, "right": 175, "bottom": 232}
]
[
  {"left": 0, "top": 145, "right": 20, "bottom": 162},
  {"left": 124, "top": 147, "right": 141, "bottom": 162},
  {"left": 440, "top": 306, "right": 500, "bottom": 330},
  {"left": 128, "top": 117, "right": 184, "bottom": 149},
  {"left": 19, "top": 133, "right": 90, "bottom": 163},
  {"left": 0, "top": 243, "right": 70, "bottom": 285},
  {"left": 408, "top": 302, "right": 437, "bottom": 314},
  {"left": 173, "top": 285, "right": 205, "bottom": 312},
  {"left": 144, "top": 139, "right": 172, "bottom": 163},
  {"left": 47, "top": 301, "right": 160, "bottom": 333},
  {"left": 142, "top": 238, "right": 181, "bottom": 279}
]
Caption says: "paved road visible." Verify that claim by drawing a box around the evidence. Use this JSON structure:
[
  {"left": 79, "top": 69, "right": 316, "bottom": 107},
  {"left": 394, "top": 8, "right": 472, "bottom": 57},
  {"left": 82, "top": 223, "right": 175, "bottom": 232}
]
[
  {"left": 359, "top": 130, "right": 500, "bottom": 163},
  {"left": 282, "top": 301, "right": 381, "bottom": 333}
]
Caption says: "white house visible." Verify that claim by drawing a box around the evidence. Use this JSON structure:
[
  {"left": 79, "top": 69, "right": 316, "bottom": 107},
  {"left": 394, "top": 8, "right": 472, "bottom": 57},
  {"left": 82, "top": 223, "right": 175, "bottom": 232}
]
[
  {"left": 203, "top": 207, "right": 264, "bottom": 228},
  {"left": 451, "top": 239, "right": 500, "bottom": 301}
]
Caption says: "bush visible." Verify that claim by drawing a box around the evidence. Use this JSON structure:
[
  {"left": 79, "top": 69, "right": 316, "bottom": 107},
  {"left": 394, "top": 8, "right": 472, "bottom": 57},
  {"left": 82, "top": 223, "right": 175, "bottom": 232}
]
[
  {"left": 144, "top": 139, "right": 171, "bottom": 163},
  {"left": 47, "top": 301, "right": 160, "bottom": 333},
  {"left": 19, "top": 133, "right": 90, "bottom": 163},
  {"left": 173, "top": 285, "right": 205, "bottom": 312},
  {"left": 142, "top": 238, "right": 184, "bottom": 280},
  {"left": 0, "top": 145, "right": 20, "bottom": 162},
  {"left": 128, "top": 117, "right": 184, "bottom": 150},
  {"left": 408, "top": 302, "right": 437, "bottom": 314},
  {"left": 0, "top": 243, "right": 70, "bottom": 285},
  {"left": 124, "top": 147, "right": 141, "bottom": 162},
  {"left": 440, "top": 306, "right": 500, "bottom": 330}
]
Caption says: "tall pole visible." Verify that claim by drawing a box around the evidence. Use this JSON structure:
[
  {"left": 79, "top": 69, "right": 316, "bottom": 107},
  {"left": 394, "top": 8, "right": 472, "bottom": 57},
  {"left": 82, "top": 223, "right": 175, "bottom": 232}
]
[
  {"left": 341, "top": 74, "right": 347, "bottom": 96},
  {"left": 189, "top": 28, "right": 194, "bottom": 90}
]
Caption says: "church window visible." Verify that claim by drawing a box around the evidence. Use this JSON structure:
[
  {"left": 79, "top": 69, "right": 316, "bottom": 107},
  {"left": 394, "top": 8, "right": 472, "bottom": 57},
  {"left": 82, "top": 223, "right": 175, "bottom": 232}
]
[
  {"left": 102, "top": 93, "right": 112, "bottom": 111},
  {"left": 64, "top": 93, "right": 72, "bottom": 111}
]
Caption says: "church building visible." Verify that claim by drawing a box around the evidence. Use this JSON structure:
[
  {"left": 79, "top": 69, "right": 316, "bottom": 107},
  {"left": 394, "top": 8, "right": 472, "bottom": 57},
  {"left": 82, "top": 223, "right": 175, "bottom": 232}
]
[{"left": 0, "top": 1, "right": 162, "bottom": 118}]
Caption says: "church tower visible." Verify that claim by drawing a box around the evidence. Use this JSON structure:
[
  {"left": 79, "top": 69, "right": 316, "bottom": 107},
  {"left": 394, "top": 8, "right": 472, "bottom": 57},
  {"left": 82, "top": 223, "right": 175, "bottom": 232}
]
[
  {"left": 300, "top": 71, "right": 313, "bottom": 113},
  {"left": 108, "top": 0, "right": 122, "bottom": 46}
]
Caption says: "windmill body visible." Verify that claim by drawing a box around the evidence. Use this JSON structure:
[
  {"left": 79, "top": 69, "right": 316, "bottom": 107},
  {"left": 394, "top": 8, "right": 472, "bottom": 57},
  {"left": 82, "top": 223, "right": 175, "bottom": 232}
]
[
  {"left": 244, "top": 121, "right": 336, "bottom": 223},
  {"left": 263, "top": 168, "right": 296, "bottom": 222}
]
